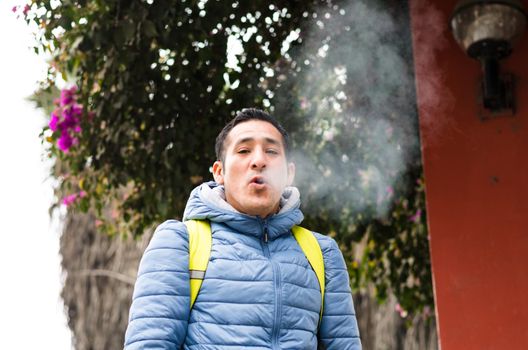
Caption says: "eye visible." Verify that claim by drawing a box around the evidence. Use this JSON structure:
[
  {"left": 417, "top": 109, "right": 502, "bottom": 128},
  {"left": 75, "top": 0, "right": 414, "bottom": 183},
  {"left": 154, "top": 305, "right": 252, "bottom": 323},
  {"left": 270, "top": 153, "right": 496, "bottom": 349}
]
[
  {"left": 237, "top": 149, "right": 250, "bottom": 154},
  {"left": 266, "top": 149, "right": 279, "bottom": 155}
]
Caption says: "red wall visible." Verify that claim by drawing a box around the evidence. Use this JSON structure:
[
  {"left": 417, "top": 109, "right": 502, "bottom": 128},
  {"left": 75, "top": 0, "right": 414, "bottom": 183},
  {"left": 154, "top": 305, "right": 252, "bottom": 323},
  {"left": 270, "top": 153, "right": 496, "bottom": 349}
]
[{"left": 410, "top": 0, "right": 528, "bottom": 349}]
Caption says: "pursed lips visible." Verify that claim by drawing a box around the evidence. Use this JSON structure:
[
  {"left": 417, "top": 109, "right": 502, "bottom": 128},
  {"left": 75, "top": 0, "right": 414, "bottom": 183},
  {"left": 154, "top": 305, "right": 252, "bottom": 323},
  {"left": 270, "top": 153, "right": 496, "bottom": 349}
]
[{"left": 249, "top": 176, "right": 266, "bottom": 185}]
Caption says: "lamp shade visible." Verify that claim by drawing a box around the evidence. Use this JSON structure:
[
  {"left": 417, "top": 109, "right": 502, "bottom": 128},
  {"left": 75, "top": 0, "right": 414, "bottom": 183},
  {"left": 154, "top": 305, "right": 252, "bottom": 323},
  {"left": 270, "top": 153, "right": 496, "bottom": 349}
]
[{"left": 450, "top": 0, "right": 527, "bottom": 59}]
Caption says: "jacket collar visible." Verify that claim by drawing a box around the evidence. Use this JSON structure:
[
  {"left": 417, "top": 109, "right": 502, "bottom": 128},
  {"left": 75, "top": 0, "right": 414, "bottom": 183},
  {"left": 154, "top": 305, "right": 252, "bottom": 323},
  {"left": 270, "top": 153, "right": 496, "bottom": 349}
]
[{"left": 183, "top": 181, "right": 304, "bottom": 240}]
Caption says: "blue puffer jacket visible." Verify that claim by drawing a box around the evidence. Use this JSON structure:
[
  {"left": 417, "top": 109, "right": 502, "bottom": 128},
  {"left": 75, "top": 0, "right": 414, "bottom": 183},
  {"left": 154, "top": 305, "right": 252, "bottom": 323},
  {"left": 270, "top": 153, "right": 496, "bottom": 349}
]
[{"left": 125, "top": 182, "right": 361, "bottom": 349}]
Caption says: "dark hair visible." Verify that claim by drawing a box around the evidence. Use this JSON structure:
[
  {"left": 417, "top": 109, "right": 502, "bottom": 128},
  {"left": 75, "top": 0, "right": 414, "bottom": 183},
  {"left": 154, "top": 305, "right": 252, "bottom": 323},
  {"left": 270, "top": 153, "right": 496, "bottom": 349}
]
[{"left": 215, "top": 108, "right": 290, "bottom": 161}]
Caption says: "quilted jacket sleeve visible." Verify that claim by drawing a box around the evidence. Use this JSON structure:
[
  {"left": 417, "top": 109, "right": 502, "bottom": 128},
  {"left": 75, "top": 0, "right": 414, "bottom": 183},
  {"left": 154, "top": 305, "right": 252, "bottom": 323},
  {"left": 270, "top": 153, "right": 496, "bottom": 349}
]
[
  {"left": 124, "top": 220, "right": 190, "bottom": 350},
  {"left": 317, "top": 236, "right": 362, "bottom": 350}
]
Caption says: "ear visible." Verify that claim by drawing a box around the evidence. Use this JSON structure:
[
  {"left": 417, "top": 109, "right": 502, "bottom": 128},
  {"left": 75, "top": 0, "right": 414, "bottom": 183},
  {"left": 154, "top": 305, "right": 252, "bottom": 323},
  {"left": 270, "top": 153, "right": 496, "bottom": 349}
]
[
  {"left": 286, "top": 162, "right": 295, "bottom": 186},
  {"left": 212, "top": 160, "right": 224, "bottom": 184}
]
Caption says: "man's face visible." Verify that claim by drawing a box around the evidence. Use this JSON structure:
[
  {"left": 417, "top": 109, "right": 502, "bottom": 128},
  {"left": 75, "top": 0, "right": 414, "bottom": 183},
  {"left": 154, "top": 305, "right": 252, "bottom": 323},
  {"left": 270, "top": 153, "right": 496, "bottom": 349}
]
[{"left": 212, "top": 120, "right": 295, "bottom": 218}]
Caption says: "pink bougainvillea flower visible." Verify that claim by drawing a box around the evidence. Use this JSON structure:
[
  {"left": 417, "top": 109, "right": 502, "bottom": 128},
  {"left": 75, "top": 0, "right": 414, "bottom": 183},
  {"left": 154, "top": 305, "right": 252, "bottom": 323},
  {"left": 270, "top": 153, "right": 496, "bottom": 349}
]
[
  {"left": 22, "top": 4, "right": 30, "bottom": 15},
  {"left": 62, "top": 112, "right": 78, "bottom": 129},
  {"left": 58, "top": 133, "right": 73, "bottom": 151},
  {"left": 386, "top": 186, "right": 394, "bottom": 199},
  {"left": 49, "top": 112, "right": 59, "bottom": 131},
  {"left": 61, "top": 191, "right": 86, "bottom": 207},
  {"left": 58, "top": 121, "right": 69, "bottom": 132},
  {"left": 409, "top": 209, "right": 422, "bottom": 223},
  {"left": 299, "top": 97, "right": 310, "bottom": 110},
  {"left": 395, "top": 303, "right": 408, "bottom": 318},
  {"left": 50, "top": 86, "right": 90, "bottom": 153},
  {"left": 62, "top": 194, "right": 77, "bottom": 206},
  {"left": 60, "top": 86, "right": 77, "bottom": 106},
  {"left": 72, "top": 104, "right": 83, "bottom": 116},
  {"left": 62, "top": 105, "right": 73, "bottom": 118},
  {"left": 11, "top": 6, "right": 18, "bottom": 13}
]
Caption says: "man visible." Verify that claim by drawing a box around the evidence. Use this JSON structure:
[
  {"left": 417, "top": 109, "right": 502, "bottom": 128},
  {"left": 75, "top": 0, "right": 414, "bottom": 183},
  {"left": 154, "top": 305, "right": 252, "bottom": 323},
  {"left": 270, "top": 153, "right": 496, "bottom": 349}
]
[{"left": 124, "top": 108, "right": 361, "bottom": 349}]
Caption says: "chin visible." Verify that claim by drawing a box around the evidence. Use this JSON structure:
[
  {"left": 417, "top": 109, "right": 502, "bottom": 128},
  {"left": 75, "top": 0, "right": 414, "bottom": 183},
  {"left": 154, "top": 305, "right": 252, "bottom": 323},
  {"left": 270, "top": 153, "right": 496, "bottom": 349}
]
[{"left": 242, "top": 202, "right": 272, "bottom": 217}]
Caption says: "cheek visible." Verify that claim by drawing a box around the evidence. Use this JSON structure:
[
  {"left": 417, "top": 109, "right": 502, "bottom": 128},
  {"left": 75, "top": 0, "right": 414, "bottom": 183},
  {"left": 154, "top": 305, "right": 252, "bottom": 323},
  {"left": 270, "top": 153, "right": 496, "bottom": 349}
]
[{"left": 223, "top": 168, "right": 242, "bottom": 188}]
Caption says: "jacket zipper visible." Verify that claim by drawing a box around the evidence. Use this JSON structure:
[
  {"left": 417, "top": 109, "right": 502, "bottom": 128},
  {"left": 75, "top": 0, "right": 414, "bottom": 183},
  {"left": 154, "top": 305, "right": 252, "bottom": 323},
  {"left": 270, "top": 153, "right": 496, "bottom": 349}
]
[{"left": 260, "top": 222, "right": 281, "bottom": 350}]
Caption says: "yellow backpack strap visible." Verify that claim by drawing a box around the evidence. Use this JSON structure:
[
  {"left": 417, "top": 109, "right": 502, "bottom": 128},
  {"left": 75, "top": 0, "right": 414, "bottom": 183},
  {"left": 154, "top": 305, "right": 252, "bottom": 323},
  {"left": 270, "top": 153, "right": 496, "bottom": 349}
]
[
  {"left": 291, "top": 225, "right": 325, "bottom": 325},
  {"left": 184, "top": 219, "right": 212, "bottom": 309}
]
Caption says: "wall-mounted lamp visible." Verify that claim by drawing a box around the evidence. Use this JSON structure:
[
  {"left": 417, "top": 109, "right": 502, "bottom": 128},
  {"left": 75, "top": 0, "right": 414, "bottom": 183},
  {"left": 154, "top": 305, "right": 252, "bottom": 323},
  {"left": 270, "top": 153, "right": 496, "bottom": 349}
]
[{"left": 450, "top": 0, "right": 527, "bottom": 116}]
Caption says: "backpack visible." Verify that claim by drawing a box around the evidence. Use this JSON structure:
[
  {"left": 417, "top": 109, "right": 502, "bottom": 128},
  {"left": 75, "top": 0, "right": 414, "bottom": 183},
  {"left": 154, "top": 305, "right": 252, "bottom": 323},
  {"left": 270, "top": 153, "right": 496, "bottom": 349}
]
[{"left": 184, "top": 219, "right": 326, "bottom": 324}]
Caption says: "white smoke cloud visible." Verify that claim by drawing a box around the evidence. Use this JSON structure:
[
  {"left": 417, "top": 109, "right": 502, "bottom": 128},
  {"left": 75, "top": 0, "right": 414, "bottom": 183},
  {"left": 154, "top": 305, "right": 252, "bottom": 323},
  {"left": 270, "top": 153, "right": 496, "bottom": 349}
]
[{"left": 288, "top": 0, "right": 424, "bottom": 219}]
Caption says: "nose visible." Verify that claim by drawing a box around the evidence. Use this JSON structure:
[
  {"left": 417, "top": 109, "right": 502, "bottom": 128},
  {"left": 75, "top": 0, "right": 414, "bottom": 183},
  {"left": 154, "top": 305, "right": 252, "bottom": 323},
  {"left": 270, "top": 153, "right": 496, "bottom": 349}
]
[{"left": 250, "top": 148, "right": 267, "bottom": 170}]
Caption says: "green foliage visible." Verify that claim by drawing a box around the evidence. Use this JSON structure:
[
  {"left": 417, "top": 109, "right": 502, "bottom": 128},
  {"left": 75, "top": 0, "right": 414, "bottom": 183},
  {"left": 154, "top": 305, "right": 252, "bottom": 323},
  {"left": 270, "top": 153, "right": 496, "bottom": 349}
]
[{"left": 26, "top": 0, "right": 433, "bottom": 317}]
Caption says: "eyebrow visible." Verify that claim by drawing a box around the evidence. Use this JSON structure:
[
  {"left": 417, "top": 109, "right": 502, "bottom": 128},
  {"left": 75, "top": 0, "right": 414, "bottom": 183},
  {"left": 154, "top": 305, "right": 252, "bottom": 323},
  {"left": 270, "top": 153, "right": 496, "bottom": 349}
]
[{"left": 234, "top": 137, "right": 282, "bottom": 147}]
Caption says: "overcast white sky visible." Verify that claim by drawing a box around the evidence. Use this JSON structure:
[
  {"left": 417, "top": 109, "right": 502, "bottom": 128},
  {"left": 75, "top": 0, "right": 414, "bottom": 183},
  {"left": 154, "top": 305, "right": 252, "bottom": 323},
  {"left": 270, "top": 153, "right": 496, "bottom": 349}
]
[{"left": 0, "top": 1, "right": 72, "bottom": 348}]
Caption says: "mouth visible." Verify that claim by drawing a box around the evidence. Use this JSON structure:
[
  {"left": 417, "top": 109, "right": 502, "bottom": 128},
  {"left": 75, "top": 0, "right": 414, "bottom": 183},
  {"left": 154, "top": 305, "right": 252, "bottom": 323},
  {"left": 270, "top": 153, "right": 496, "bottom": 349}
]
[{"left": 249, "top": 176, "right": 266, "bottom": 186}]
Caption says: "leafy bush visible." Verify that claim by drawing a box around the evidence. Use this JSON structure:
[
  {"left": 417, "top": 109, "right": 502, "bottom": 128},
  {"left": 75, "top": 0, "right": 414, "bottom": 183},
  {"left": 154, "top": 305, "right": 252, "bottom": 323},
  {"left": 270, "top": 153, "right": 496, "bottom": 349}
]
[{"left": 23, "top": 0, "right": 433, "bottom": 317}]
